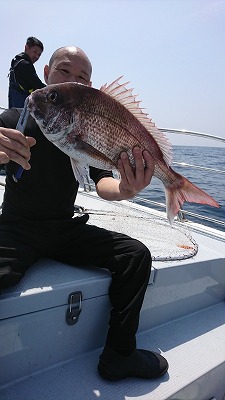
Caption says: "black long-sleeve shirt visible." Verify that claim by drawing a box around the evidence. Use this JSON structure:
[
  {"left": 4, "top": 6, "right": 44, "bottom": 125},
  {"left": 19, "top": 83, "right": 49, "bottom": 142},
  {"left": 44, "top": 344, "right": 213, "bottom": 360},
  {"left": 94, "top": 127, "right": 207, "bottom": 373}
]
[
  {"left": 8, "top": 53, "right": 45, "bottom": 108},
  {"left": 9, "top": 52, "right": 45, "bottom": 92}
]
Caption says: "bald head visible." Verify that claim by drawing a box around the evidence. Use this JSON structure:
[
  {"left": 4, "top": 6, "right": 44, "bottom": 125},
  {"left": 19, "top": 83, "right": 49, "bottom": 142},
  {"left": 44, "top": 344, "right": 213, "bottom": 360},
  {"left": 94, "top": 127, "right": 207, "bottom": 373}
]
[
  {"left": 49, "top": 46, "right": 92, "bottom": 75},
  {"left": 44, "top": 46, "right": 92, "bottom": 85}
]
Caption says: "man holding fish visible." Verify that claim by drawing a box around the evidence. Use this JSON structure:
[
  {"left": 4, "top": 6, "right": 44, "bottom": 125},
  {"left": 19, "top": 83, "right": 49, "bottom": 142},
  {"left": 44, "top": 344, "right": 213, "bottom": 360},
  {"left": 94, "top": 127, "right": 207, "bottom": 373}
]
[{"left": 0, "top": 45, "right": 174, "bottom": 381}]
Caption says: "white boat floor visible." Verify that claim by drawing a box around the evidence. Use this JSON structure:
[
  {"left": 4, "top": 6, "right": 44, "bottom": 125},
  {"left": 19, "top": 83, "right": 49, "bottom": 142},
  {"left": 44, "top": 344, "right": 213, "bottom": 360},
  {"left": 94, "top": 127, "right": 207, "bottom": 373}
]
[{"left": 1, "top": 302, "right": 225, "bottom": 400}]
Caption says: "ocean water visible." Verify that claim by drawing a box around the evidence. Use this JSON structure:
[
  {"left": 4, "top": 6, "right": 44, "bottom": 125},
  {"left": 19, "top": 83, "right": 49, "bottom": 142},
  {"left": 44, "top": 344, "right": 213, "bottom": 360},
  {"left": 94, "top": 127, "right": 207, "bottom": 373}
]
[{"left": 136, "top": 146, "right": 225, "bottom": 232}]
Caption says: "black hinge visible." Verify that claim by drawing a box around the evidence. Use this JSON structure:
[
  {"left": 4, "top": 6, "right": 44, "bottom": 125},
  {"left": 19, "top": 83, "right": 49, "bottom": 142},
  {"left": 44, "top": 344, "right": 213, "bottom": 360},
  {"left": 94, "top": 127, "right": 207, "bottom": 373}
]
[{"left": 66, "top": 291, "right": 82, "bottom": 326}]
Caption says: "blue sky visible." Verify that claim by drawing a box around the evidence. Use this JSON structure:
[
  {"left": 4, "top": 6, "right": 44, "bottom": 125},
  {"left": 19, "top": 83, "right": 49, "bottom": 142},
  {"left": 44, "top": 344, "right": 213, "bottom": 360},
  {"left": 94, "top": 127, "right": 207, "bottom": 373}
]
[{"left": 0, "top": 0, "right": 225, "bottom": 146}]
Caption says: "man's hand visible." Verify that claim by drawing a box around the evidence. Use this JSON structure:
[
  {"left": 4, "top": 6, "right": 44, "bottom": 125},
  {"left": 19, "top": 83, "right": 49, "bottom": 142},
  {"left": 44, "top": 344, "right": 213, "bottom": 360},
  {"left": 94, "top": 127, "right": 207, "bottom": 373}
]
[
  {"left": 117, "top": 146, "right": 155, "bottom": 199},
  {"left": 96, "top": 147, "right": 155, "bottom": 201},
  {"left": 0, "top": 127, "right": 36, "bottom": 169}
]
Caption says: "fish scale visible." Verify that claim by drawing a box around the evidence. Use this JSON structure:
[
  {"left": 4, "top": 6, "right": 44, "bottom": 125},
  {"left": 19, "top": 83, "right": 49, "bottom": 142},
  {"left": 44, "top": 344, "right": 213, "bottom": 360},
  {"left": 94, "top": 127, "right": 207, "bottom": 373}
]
[{"left": 80, "top": 115, "right": 135, "bottom": 161}]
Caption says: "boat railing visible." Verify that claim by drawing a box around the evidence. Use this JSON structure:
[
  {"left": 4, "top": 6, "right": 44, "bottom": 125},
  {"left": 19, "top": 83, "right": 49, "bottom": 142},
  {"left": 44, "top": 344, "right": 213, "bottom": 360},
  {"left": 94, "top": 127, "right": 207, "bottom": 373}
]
[
  {"left": 159, "top": 127, "right": 225, "bottom": 145},
  {"left": 133, "top": 195, "right": 225, "bottom": 228}
]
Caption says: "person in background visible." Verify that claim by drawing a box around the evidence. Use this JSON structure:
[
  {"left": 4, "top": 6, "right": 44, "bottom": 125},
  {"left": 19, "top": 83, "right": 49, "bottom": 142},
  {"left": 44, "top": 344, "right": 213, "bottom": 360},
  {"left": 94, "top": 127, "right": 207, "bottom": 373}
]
[
  {"left": 0, "top": 46, "right": 168, "bottom": 381},
  {"left": 8, "top": 36, "right": 45, "bottom": 108}
]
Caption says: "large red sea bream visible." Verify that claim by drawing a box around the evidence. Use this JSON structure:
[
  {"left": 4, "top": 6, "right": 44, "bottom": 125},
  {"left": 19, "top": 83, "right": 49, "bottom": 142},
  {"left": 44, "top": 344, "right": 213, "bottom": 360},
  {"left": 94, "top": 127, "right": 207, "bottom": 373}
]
[{"left": 27, "top": 77, "right": 219, "bottom": 224}]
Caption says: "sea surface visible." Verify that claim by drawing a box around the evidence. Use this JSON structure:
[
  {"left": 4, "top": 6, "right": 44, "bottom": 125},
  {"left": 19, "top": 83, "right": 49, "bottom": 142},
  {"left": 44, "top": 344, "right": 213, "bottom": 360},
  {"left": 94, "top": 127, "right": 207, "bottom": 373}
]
[{"left": 136, "top": 146, "right": 225, "bottom": 232}]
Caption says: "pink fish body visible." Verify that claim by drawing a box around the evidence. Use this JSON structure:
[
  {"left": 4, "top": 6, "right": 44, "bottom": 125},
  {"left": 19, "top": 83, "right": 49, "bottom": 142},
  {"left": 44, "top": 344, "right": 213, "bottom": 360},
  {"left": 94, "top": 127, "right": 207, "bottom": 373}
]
[{"left": 28, "top": 77, "right": 219, "bottom": 224}]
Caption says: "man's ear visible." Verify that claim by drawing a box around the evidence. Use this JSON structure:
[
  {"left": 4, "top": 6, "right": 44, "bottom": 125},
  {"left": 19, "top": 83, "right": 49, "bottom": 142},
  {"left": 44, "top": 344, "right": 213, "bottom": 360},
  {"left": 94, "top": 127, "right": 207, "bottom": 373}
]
[{"left": 44, "top": 65, "right": 49, "bottom": 84}]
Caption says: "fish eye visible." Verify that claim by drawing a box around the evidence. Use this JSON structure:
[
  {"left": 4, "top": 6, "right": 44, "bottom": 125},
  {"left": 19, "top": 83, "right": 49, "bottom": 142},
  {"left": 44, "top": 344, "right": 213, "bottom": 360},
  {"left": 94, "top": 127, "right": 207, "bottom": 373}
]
[{"left": 48, "top": 91, "right": 58, "bottom": 103}]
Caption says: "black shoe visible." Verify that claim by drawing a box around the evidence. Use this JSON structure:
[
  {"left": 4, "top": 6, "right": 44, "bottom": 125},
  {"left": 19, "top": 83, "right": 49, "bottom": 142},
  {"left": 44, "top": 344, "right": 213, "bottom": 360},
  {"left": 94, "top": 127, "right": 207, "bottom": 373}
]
[{"left": 98, "top": 346, "right": 168, "bottom": 381}]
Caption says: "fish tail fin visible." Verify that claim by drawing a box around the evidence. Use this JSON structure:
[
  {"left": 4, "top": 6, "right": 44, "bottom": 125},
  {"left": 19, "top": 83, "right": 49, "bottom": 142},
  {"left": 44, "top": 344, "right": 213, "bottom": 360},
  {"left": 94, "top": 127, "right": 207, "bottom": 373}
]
[{"left": 165, "top": 176, "right": 220, "bottom": 225}]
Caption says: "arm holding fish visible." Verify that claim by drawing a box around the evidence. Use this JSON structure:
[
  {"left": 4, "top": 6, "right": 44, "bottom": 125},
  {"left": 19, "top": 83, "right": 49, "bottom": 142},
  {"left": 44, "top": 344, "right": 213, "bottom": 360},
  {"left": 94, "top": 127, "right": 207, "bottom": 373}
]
[{"left": 95, "top": 147, "right": 155, "bottom": 201}]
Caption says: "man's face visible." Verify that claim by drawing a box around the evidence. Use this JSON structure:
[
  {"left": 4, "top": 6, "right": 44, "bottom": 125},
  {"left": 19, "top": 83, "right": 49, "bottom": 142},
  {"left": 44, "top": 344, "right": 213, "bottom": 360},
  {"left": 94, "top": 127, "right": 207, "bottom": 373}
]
[
  {"left": 44, "top": 50, "right": 92, "bottom": 86},
  {"left": 25, "top": 45, "right": 42, "bottom": 64}
]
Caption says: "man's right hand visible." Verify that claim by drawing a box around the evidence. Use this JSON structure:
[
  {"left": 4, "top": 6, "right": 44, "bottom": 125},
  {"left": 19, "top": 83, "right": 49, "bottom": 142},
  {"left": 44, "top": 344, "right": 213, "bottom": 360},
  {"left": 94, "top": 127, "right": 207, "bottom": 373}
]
[{"left": 0, "top": 127, "right": 36, "bottom": 169}]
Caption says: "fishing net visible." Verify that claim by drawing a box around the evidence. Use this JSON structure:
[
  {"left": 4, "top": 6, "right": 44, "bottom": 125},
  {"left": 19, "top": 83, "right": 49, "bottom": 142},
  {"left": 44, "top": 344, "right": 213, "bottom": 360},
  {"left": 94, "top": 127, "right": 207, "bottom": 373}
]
[{"left": 86, "top": 207, "right": 198, "bottom": 261}]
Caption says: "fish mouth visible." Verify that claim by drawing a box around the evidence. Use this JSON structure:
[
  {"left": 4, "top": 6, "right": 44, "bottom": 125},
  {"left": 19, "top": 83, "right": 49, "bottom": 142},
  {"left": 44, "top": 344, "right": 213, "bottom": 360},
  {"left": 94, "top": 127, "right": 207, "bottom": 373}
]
[
  {"left": 27, "top": 96, "right": 37, "bottom": 114},
  {"left": 27, "top": 96, "right": 44, "bottom": 123}
]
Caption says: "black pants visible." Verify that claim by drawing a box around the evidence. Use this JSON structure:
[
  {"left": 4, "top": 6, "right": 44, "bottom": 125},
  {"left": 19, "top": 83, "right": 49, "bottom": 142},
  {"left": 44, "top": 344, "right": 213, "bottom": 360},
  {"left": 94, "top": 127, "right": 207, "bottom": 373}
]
[{"left": 0, "top": 216, "right": 151, "bottom": 354}]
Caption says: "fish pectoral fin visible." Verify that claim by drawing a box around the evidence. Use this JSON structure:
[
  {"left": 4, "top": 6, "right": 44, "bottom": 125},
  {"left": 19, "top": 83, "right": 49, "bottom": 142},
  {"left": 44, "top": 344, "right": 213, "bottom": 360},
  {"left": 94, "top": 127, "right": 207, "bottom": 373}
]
[
  {"left": 70, "top": 158, "right": 89, "bottom": 187},
  {"left": 77, "top": 138, "right": 115, "bottom": 167}
]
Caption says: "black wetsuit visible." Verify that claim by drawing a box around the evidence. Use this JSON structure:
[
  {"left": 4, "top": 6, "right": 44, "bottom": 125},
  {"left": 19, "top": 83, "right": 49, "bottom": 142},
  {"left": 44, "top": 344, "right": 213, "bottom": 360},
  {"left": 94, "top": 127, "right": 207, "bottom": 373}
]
[
  {"left": 0, "top": 109, "right": 151, "bottom": 354},
  {"left": 8, "top": 52, "right": 45, "bottom": 108}
]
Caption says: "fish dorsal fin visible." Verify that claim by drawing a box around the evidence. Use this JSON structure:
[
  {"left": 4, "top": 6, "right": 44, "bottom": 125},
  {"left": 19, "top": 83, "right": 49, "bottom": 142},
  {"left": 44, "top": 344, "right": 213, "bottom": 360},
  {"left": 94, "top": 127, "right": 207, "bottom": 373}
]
[{"left": 100, "top": 77, "right": 172, "bottom": 166}]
